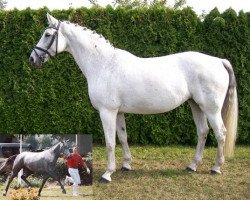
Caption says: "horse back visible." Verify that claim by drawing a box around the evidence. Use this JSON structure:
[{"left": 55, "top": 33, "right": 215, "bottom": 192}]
[{"left": 13, "top": 151, "right": 45, "bottom": 172}]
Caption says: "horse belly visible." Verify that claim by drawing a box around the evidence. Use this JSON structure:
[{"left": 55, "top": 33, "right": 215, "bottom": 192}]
[
  {"left": 23, "top": 153, "right": 46, "bottom": 172},
  {"left": 119, "top": 83, "right": 190, "bottom": 114}
]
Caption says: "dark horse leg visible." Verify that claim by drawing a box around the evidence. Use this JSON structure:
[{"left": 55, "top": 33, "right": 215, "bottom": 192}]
[
  {"left": 48, "top": 171, "right": 66, "bottom": 194},
  {"left": 21, "top": 168, "right": 33, "bottom": 188},
  {"left": 38, "top": 172, "right": 66, "bottom": 196},
  {"left": 38, "top": 175, "right": 49, "bottom": 196},
  {"left": 3, "top": 171, "right": 18, "bottom": 196},
  {"left": 3, "top": 167, "right": 31, "bottom": 196}
]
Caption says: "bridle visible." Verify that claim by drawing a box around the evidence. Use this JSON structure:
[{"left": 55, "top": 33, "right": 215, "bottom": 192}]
[{"left": 33, "top": 21, "right": 61, "bottom": 63}]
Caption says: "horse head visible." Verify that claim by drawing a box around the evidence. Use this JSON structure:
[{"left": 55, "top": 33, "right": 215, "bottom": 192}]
[
  {"left": 29, "top": 13, "right": 67, "bottom": 67},
  {"left": 59, "top": 139, "right": 71, "bottom": 158}
]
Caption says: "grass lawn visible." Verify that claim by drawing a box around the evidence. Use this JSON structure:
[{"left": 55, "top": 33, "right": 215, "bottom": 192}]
[
  {"left": 93, "top": 145, "right": 250, "bottom": 200},
  {"left": 0, "top": 146, "right": 249, "bottom": 199}
]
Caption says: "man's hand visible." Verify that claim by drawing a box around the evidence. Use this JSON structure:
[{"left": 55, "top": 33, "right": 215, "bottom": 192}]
[{"left": 86, "top": 168, "right": 90, "bottom": 174}]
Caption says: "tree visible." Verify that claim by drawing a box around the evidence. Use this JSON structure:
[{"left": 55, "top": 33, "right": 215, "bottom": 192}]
[
  {"left": 24, "top": 135, "right": 39, "bottom": 150},
  {"left": 88, "top": 0, "right": 186, "bottom": 9},
  {"left": 113, "top": 0, "right": 187, "bottom": 9},
  {"left": 172, "top": 0, "right": 187, "bottom": 9},
  {"left": 40, "top": 135, "right": 53, "bottom": 149},
  {"left": 0, "top": 0, "right": 7, "bottom": 11},
  {"left": 88, "top": 0, "right": 99, "bottom": 6}
]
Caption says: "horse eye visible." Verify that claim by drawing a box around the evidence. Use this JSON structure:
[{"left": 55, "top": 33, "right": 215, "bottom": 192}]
[{"left": 45, "top": 33, "right": 51, "bottom": 37}]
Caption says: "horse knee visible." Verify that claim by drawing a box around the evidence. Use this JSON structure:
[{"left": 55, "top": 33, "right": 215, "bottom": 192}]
[
  {"left": 119, "top": 137, "right": 128, "bottom": 147},
  {"left": 215, "top": 134, "right": 225, "bottom": 145},
  {"left": 203, "top": 126, "right": 209, "bottom": 136},
  {"left": 106, "top": 142, "right": 115, "bottom": 152},
  {"left": 198, "top": 125, "right": 209, "bottom": 137}
]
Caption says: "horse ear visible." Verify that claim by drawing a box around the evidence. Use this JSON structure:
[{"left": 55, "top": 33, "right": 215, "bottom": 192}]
[{"left": 47, "top": 13, "right": 58, "bottom": 27}]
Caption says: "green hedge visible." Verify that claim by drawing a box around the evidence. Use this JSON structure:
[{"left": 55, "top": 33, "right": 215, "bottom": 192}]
[{"left": 0, "top": 7, "right": 249, "bottom": 145}]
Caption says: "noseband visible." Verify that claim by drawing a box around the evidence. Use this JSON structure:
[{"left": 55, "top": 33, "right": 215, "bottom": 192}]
[{"left": 33, "top": 21, "right": 61, "bottom": 62}]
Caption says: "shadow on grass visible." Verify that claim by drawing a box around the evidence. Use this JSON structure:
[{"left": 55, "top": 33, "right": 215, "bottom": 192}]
[
  {"left": 94, "top": 167, "right": 196, "bottom": 183},
  {"left": 127, "top": 168, "right": 187, "bottom": 178}
]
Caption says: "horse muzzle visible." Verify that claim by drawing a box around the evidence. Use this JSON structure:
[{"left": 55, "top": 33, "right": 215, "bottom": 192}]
[{"left": 29, "top": 55, "right": 43, "bottom": 68}]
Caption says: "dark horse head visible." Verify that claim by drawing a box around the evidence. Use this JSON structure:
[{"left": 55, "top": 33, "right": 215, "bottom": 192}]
[{"left": 3, "top": 141, "right": 71, "bottom": 196}]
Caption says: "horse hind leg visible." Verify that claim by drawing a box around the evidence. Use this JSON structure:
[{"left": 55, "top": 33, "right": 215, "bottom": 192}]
[
  {"left": 186, "top": 100, "right": 209, "bottom": 172},
  {"left": 3, "top": 161, "right": 23, "bottom": 196},
  {"left": 206, "top": 112, "right": 226, "bottom": 174},
  {"left": 3, "top": 171, "right": 18, "bottom": 196},
  {"left": 116, "top": 113, "right": 132, "bottom": 171}
]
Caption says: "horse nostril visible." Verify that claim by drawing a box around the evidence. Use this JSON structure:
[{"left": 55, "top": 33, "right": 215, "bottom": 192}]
[{"left": 29, "top": 56, "right": 34, "bottom": 64}]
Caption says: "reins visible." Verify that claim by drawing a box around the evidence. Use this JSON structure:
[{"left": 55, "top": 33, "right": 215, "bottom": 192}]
[{"left": 32, "top": 21, "right": 61, "bottom": 63}]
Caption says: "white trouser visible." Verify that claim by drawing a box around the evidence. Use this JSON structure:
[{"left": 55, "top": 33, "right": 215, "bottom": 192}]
[
  {"left": 68, "top": 168, "right": 81, "bottom": 185},
  {"left": 68, "top": 168, "right": 81, "bottom": 196}
]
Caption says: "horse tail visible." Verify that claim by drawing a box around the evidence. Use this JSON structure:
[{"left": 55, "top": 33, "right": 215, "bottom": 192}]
[{"left": 222, "top": 60, "right": 238, "bottom": 157}]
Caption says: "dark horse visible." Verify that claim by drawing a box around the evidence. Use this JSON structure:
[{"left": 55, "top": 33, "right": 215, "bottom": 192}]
[{"left": 3, "top": 141, "right": 70, "bottom": 196}]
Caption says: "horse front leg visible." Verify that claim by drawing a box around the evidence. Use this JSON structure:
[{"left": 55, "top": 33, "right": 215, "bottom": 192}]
[
  {"left": 116, "top": 113, "right": 132, "bottom": 171},
  {"left": 21, "top": 175, "right": 32, "bottom": 188},
  {"left": 187, "top": 100, "right": 209, "bottom": 172},
  {"left": 38, "top": 175, "right": 49, "bottom": 196},
  {"left": 57, "top": 177, "right": 66, "bottom": 194},
  {"left": 99, "top": 109, "right": 118, "bottom": 183},
  {"left": 21, "top": 168, "right": 33, "bottom": 188},
  {"left": 47, "top": 171, "right": 66, "bottom": 194}
]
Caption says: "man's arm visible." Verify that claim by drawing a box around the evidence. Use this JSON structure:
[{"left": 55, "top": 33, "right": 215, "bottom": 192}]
[{"left": 79, "top": 155, "right": 90, "bottom": 174}]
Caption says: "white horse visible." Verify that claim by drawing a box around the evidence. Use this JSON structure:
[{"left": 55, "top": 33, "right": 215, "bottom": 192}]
[{"left": 29, "top": 14, "right": 238, "bottom": 183}]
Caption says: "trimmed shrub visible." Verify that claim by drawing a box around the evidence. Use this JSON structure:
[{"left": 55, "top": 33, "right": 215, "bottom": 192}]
[{"left": 0, "top": 7, "right": 249, "bottom": 145}]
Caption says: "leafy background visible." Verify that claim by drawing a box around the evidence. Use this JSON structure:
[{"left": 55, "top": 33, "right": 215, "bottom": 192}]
[{"left": 0, "top": 7, "right": 249, "bottom": 145}]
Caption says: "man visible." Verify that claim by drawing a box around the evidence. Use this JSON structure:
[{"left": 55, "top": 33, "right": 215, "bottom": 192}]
[{"left": 64, "top": 146, "right": 90, "bottom": 196}]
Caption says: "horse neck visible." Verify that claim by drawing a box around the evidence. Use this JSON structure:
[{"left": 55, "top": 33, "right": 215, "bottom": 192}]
[
  {"left": 62, "top": 23, "right": 115, "bottom": 80},
  {"left": 49, "top": 142, "right": 61, "bottom": 158}
]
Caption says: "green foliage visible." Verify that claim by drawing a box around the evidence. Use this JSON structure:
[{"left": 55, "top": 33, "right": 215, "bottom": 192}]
[
  {"left": 0, "top": 0, "right": 6, "bottom": 11},
  {"left": 0, "top": 7, "right": 249, "bottom": 145},
  {"left": 24, "top": 135, "right": 38, "bottom": 150}
]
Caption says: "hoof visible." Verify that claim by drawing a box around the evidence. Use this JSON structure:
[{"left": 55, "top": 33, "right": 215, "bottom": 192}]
[
  {"left": 99, "top": 177, "right": 110, "bottom": 184},
  {"left": 185, "top": 167, "right": 195, "bottom": 173},
  {"left": 121, "top": 167, "right": 131, "bottom": 172},
  {"left": 14, "top": 186, "right": 19, "bottom": 190},
  {"left": 62, "top": 190, "right": 66, "bottom": 194},
  {"left": 210, "top": 170, "right": 221, "bottom": 175},
  {"left": 3, "top": 193, "right": 6, "bottom": 196}
]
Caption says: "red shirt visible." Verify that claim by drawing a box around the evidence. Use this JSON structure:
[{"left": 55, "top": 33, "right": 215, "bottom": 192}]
[{"left": 64, "top": 153, "right": 85, "bottom": 169}]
